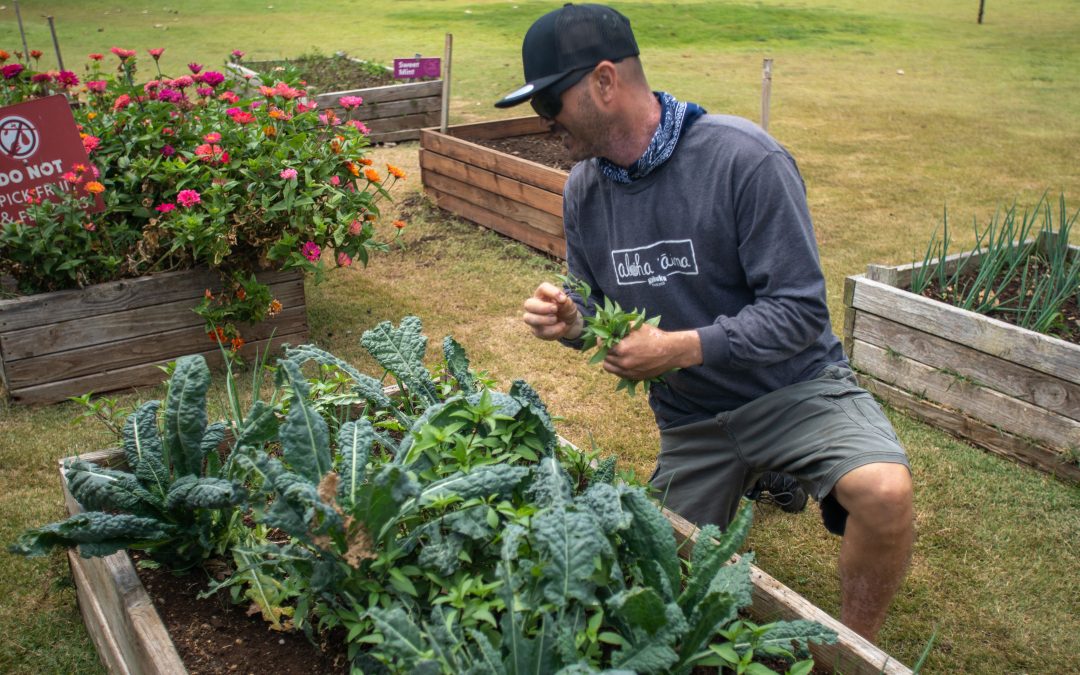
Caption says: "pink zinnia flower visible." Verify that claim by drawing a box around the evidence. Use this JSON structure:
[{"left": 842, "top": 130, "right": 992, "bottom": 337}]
[
  {"left": 148, "top": 48, "right": 165, "bottom": 60},
  {"left": 144, "top": 80, "right": 161, "bottom": 93},
  {"left": 231, "top": 50, "right": 245, "bottom": 60},
  {"left": 2, "top": 64, "right": 24, "bottom": 79},
  {"left": 203, "top": 132, "right": 221, "bottom": 143},
  {"left": 110, "top": 47, "right": 136, "bottom": 61},
  {"left": 161, "top": 144, "right": 175, "bottom": 157},
  {"left": 187, "top": 62, "right": 203, "bottom": 74},
  {"left": 57, "top": 71, "right": 79, "bottom": 87},
  {"left": 155, "top": 203, "right": 176, "bottom": 213},
  {"left": 31, "top": 73, "right": 52, "bottom": 84},
  {"left": 82, "top": 135, "right": 100, "bottom": 153},
  {"left": 346, "top": 119, "right": 370, "bottom": 135},
  {"left": 112, "top": 94, "right": 132, "bottom": 111},
  {"left": 62, "top": 171, "right": 79, "bottom": 183},
  {"left": 279, "top": 168, "right": 298, "bottom": 180},
  {"left": 169, "top": 75, "right": 194, "bottom": 89},
  {"left": 176, "top": 190, "right": 201, "bottom": 208},
  {"left": 157, "top": 88, "right": 184, "bottom": 103},
  {"left": 86, "top": 80, "right": 107, "bottom": 93},
  {"left": 229, "top": 111, "right": 255, "bottom": 125},
  {"left": 84, "top": 221, "right": 96, "bottom": 232},
  {"left": 301, "top": 241, "right": 321, "bottom": 262},
  {"left": 89, "top": 53, "right": 104, "bottom": 61},
  {"left": 330, "top": 176, "right": 341, "bottom": 186},
  {"left": 196, "top": 86, "right": 213, "bottom": 97},
  {"left": 337, "top": 252, "right": 352, "bottom": 267},
  {"left": 199, "top": 71, "right": 224, "bottom": 87},
  {"left": 338, "top": 95, "right": 363, "bottom": 109},
  {"left": 348, "top": 220, "right": 362, "bottom": 236},
  {"left": 218, "top": 90, "right": 239, "bottom": 104}
]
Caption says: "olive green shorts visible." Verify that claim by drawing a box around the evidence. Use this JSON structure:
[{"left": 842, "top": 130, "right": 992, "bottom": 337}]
[{"left": 649, "top": 364, "right": 909, "bottom": 534}]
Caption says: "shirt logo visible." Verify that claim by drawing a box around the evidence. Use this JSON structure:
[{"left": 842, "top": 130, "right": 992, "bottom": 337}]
[{"left": 611, "top": 239, "right": 698, "bottom": 287}]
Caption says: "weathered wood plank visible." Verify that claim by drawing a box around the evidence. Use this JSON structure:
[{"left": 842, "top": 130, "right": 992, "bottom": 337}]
[
  {"left": 420, "top": 128, "right": 568, "bottom": 194},
  {"left": 313, "top": 79, "right": 443, "bottom": 107},
  {"left": 2, "top": 278, "right": 303, "bottom": 362},
  {"left": 662, "top": 508, "right": 912, "bottom": 675},
  {"left": 860, "top": 374, "right": 1080, "bottom": 485},
  {"left": 6, "top": 305, "right": 306, "bottom": 388},
  {"left": 345, "top": 95, "right": 441, "bottom": 121},
  {"left": 10, "top": 330, "right": 307, "bottom": 405},
  {"left": 420, "top": 149, "right": 563, "bottom": 218},
  {"left": 423, "top": 171, "right": 565, "bottom": 237},
  {"left": 850, "top": 275, "right": 1080, "bottom": 384},
  {"left": 851, "top": 339, "right": 1080, "bottom": 450},
  {"left": 366, "top": 110, "right": 441, "bottom": 135},
  {"left": 427, "top": 186, "right": 566, "bottom": 259},
  {"left": 368, "top": 125, "right": 436, "bottom": 144},
  {"left": 442, "top": 115, "right": 553, "bottom": 140},
  {"left": 853, "top": 311, "right": 1080, "bottom": 422}
]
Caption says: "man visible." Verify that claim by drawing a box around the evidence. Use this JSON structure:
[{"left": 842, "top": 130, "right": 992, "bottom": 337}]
[{"left": 504, "top": 3, "right": 914, "bottom": 641}]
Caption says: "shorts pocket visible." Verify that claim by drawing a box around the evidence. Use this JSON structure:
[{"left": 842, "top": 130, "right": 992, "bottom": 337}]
[{"left": 819, "top": 387, "right": 899, "bottom": 442}]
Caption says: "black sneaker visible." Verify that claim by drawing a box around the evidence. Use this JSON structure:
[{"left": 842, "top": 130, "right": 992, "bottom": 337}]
[{"left": 745, "top": 472, "right": 808, "bottom": 514}]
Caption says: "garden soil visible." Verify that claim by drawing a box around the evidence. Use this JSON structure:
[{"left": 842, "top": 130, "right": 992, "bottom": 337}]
[{"left": 471, "top": 131, "right": 579, "bottom": 173}]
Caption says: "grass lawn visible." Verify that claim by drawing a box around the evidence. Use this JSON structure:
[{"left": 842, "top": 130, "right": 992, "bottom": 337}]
[{"left": 2, "top": 1, "right": 1079, "bottom": 673}]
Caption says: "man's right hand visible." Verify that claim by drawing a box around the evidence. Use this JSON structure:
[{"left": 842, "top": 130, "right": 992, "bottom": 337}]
[{"left": 523, "top": 281, "right": 584, "bottom": 341}]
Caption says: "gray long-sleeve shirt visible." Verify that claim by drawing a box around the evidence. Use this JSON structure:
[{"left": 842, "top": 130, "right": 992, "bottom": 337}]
[{"left": 562, "top": 114, "right": 847, "bottom": 429}]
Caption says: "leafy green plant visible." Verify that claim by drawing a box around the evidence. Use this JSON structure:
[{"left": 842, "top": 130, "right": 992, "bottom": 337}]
[
  {"left": 559, "top": 273, "right": 670, "bottom": 396},
  {"left": 10, "top": 355, "right": 248, "bottom": 568},
  {"left": 909, "top": 194, "right": 1079, "bottom": 336}
]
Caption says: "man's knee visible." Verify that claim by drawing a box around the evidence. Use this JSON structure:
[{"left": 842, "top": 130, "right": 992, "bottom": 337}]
[{"left": 834, "top": 463, "right": 913, "bottom": 536}]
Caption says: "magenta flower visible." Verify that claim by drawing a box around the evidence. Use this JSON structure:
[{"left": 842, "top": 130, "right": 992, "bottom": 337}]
[
  {"left": 86, "top": 79, "right": 107, "bottom": 93},
  {"left": 346, "top": 119, "right": 370, "bottom": 135},
  {"left": 187, "top": 62, "right": 203, "bottom": 74},
  {"left": 203, "top": 132, "right": 221, "bottom": 143},
  {"left": 2, "top": 64, "right": 24, "bottom": 79},
  {"left": 110, "top": 47, "right": 136, "bottom": 61},
  {"left": 148, "top": 48, "right": 165, "bottom": 60},
  {"left": 337, "top": 252, "right": 352, "bottom": 267},
  {"left": 200, "top": 71, "right": 225, "bottom": 87},
  {"left": 169, "top": 75, "right": 194, "bottom": 89},
  {"left": 57, "top": 71, "right": 79, "bottom": 87},
  {"left": 157, "top": 88, "right": 184, "bottom": 103},
  {"left": 330, "top": 176, "right": 341, "bottom": 186},
  {"left": 31, "top": 73, "right": 52, "bottom": 84},
  {"left": 176, "top": 189, "right": 201, "bottom": 208},
  {"left": 155, "top": 203, "right": 176, "bottom": 213},
  {"left": 348, "top": 220, "right": 363, "bottom": 236},
  {"left": 279, "top": 168, "right": 298, "bottom": 180},
  {"left": 301, "top": 241, "right": 321, "bottom": 262},
  {"left": 161, "top": 144, "right": 175, "bottom": 157},
  {"left": 338, "top": 95, "right": 363, "bottom": 109},
  {"left": 231, "top": 50, "right": 245, "bottom": 60}
]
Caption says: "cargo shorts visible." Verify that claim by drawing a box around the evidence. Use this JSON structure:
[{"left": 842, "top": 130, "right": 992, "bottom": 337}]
[{"left": 649, "top": 364, "right": 909, "bottom": 535}]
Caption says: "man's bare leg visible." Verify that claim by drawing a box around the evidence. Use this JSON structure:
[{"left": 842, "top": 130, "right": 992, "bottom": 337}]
[{"left": 832, "top": 462, "right": 915, "bottom": 641}]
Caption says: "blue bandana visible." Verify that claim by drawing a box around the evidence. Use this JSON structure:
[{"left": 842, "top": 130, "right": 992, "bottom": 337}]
[{"left": 597, "top": 91, "right": 706, "bottom": 184}]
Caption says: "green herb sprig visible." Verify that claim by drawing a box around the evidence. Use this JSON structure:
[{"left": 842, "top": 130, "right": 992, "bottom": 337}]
[{"left": 558, "top": 274, "right": 670, "bottom": 396}]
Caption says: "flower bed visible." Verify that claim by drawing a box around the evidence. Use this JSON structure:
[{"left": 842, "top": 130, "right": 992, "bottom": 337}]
[
  {"left": 0, "top": 267, "right": 306, "bottom": 405},
  {"left": 843, "top": 232, "right": 1080, "bottom": 484},
  {"left": 419, "top": 116, "right": 568, "bottom": 258},
  {"left": 227, "top": 53, "right": 442, "bottom": 144}
]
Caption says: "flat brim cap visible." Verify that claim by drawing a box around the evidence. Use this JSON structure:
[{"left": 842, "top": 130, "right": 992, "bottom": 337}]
[{"left": 495, "top": 3, "right": 639, "bottom": 108}]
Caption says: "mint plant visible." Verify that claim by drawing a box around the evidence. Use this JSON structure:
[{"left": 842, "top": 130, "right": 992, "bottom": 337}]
[{"left": 559, "top": 273, "right": 670, "bottom": 396}]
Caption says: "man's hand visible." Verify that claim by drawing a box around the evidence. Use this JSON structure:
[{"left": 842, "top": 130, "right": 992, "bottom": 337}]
[
  {"left": 522, "top": 281, "right": 584, "bottom": 341},
  {"left": 603, "top": 324, "right": 703, "bottom": 381}
]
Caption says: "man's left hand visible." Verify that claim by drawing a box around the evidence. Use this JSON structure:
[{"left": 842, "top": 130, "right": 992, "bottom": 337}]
[{"left": 603, "top": 325, "right": 703, "bottom": 381}]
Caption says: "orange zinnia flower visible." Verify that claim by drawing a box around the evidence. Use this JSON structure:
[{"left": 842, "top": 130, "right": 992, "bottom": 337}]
[
  {"left": 84, "top": 181, "right": 105, "bottom": 194},
  {"left": 263, "top": 125, "right": 277, "bottom": 137},
  {"left": 364, "top": 168, "right": 381, "bottom": 183},
  {"left": 204, "top": 288, "right": 213, "bottom": 299},
  {"left": 345, "top": 161, "right": 360, "bottom": 177},
  {"left": 236, "top": 287, "right": 246, "bottom": 300},
  {"left": 267, "top": 299, "right": 283, "bottom": 317},
  {"left": 392, "top": 219, "right": 406, "bottom": 229},
  {"left": 387, "top": 164, "right": 405, "bottom": 179},
  {"left": 359, "top": 157, "right": 373, "bottom": 166},
  {"left": 230, "top": 336, "right": 245, "bottom": 352}
]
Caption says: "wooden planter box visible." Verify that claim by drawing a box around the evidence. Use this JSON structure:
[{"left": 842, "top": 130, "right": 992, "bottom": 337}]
[
  {"left": 63, "top": 450, "right": 908, "bottom": 674},
  {"left": 843, "top": 235, "right": 1080, "bottom": 485},
  {"left": 0, "top": 268, "right": 307, "bottom": 406},
  {"left": 226, "top": 61, "right": 442, "bottom": 143},
  {"left": 420, "top": 116, "right": 568, "bottom": 259}
]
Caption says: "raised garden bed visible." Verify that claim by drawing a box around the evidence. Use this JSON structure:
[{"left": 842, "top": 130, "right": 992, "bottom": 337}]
[
  {"left": 227, "top": 55, "right": 442, "bottom": 143},
  {"left": 419, "top": 116, "right": 569, "bottom": 258},
  {"left": 0, "top": 268, "right": 307, "bottom": 405},
  {"left": 62, "top": 447, "right": 910, "bottom": 675},
  {"left": 843, "top": 233, "right": 1080, "bottom": 484}
]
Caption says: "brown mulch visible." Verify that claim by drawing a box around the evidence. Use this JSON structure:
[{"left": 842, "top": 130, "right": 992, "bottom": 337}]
[
  {"left": 245, "top": 55, "right": 396, "bottom": 93},
  {"left": 470, "top": 130, "right": 580, "bottom": 173},
  {"left": 134, "top": 555, "right": 349, "bottom": 675}
]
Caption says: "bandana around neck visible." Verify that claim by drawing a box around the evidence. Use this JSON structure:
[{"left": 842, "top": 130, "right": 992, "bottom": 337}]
[{"left": 597, "top": 91, "right": 706, "bottom": 184}]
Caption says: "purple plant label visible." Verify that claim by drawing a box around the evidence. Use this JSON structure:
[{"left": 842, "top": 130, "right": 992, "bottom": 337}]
[{"left": 393, "top": 57, "right": 441, "bottom": 79}]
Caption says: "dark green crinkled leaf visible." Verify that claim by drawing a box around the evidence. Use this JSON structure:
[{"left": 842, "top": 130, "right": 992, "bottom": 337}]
[
  {"left": 678, "top": 555, "right": 755, "bottom": 667},
  {"left": 361, "top": 316, "right": 439, "bottom": 405},
  {"left": 611, "top": 602, "right": 687, "bottom": 673},
  {"left": 336, "top": 419, "right": 374, "bottom": 508},
  {"left": 532, "top": 505, "right": 605, "bottom": 607},
  {"left": 277, "top": 359, "right": 332, "bottom": 483},
  {"left": 164, "top": 475, "right": 246, "bottom": 511},
  {"left": 619, "top": 486, "right": 680, "bottom": 600},
  {"left": 576, "top": 482, "right": 631, "bottom": 534},
  {"left": 591, "top": 455, "right": 618, "bottom": 485},
  {"left": 680, "top": 504, "right": 753, "bottom": 614},
  {"left": 527, "top": 457, "right": 573, "bottom": 508},
  {"left": 464, "top": 627, "right": 505, "bottom": 675},
  {"left": 419, "top": 464, "right": 529, "bottom": 506},
  {"left": 284, "top": 343, "right": 394, "bottom": 409},
  {"left": 442, "top": 335, "right": 476, "bottom": 394},
  {"left": 509, "top": 379, "right": 558, "bottom": 456},
  {"left": 122, "top": 400, "right": 167, "bottom": 496},
  {"left": 65, "top": 460, "right": 161, "bottom": 516},
  {"left": 367, "top": 607, "right": 428, "bottom": 664},
  {"left": 234, "top": 399, "right": 280, "bottom": 449},
  {"left": 608, "top": 586, "right": 668, "bottom": 637},
  {"left": 9, "top": 512, "right": 174, "bottom": 558},
  {"left": 162, "top": 355, "right": 211, "bottom": 477},
  {"left": 198, "top": 421, "right": 227, "bottom": 472}
]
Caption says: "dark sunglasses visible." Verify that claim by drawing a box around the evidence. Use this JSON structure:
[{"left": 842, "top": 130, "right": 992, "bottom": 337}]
[{"left": 530, "top": 65, "right": 595, "bottom": 120}]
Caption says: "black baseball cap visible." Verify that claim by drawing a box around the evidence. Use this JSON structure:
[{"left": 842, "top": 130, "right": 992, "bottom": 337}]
[{"left": 494, "top": 3, "right": 640, "bottom": 109}]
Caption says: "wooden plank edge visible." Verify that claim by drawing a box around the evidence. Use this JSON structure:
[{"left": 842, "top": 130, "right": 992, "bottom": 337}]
[
  {"left": 434, "top": 115, "right": 552, "bottom": 140},
  {"left": 860, "top": 374, "right": 1080, "bottom": 485},
  {"left": 662, "top": 508, "right": 912, "bottom": 675},
  {"left": 426, "top": 186, "right": 566, "bottom": 259},
  {"left": 850, "top": 275, "right": 1080, "bottom": 384},
  {"left": 313, "top": 79, "right": 443, "bottom": 107},
  {"left": 67, "top": 548, "right": 135, "bottom": 675},
  {"left": 419, "top": 128, "right": 568, "bottom": 194},
  {"left": 420, "top": 150, "right": 563, "bottom": 218}
]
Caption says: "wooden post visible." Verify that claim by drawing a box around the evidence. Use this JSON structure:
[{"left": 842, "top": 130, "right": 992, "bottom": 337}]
[
  {"left": 46, "top": 16, "right": 64, "bottom": 71},
  {"left": 978, "top": 0, "right": 986, "bottom": 24},
  {"left": 440, "top": 33, "right": 453, "bottom": 133},
  {"left": 14, "top": 1, "right": 29, "bottom": 63},
  {"left": 761, "top": 58, "right": 773, "bottom": 132}
]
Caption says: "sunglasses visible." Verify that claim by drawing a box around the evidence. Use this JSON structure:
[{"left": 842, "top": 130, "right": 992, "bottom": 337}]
[{"left": 530, "top": 65, "right": 596, "bottom": 120}]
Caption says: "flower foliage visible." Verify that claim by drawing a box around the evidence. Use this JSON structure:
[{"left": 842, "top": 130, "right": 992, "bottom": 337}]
[{"left": 0, "top": 47, "right": 406, "bottom": 341}]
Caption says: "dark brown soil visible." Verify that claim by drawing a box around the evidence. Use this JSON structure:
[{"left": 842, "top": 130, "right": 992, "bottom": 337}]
[
  {"left": 134, "top": 555, "right": 349, "bottom": 674},
  {"left": 471, "top": 130, "right": 580, "bottom": 173},
  {"left": 919, "top": 257, "right": 1080, "bottom": 344},
  {"left": 246, "top": 54, "right": 396, "bottom": 93}
]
